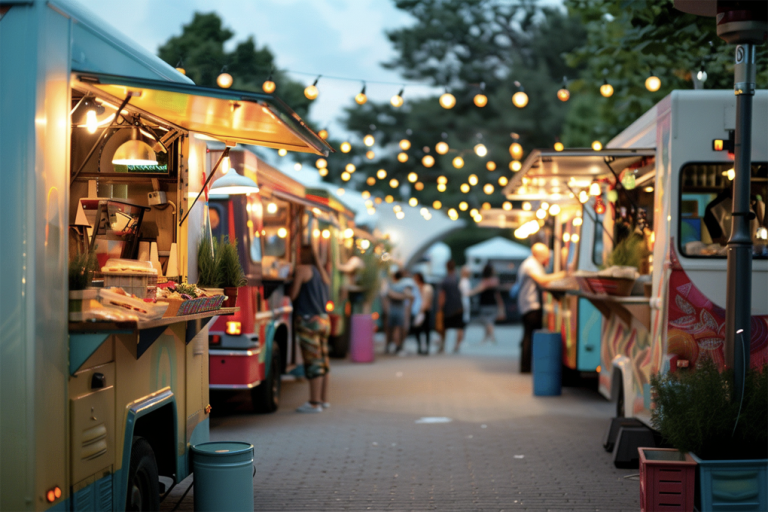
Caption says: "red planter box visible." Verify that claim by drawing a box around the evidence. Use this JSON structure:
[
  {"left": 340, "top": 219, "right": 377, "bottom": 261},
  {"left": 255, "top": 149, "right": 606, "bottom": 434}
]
[{"left": 639, "top": 448, "right": 697, "bottom": 512}]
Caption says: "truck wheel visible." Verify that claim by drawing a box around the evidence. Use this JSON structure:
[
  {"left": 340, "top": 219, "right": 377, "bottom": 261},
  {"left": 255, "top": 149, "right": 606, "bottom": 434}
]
[
  {"left": 251, "top": 343, "right": 281, "bottom": 413},
  {"left": 126, "top": 437, "right": 160, "bottom": 511},
  {"left": 616, "top": 378, "right": 626, "bottom": 418}
]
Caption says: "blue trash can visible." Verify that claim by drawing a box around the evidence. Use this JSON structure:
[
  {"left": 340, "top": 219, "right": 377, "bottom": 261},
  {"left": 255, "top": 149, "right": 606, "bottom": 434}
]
[
  {"left": 191, "top": 442, "right": 254, "bottom": 512},
  {"left": 532, "top": 330, "right": 562, "bottom": 396}
]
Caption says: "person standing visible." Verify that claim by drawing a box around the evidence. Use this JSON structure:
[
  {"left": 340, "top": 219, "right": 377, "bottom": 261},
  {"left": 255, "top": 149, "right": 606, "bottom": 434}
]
[
  {"left": 516, "top": 243, "right": 566, "bottom": 373},
  {"left": 473, "top": 263, "right": 505, "bottom": 344},
  {"left": 459, "top": 266, "right": 472, "bottom": 326},
  {"left": 438, "top": 260, "right": 466, "bottom": 353},
  {"left": 387, "top": 270, "right": 420, "bottom": 354},
  {"left": 290, "top": 244, "right": 332, "bottom": 413},
  {"left": 412, "top": 272, "right": 434, "bottom": 355}
]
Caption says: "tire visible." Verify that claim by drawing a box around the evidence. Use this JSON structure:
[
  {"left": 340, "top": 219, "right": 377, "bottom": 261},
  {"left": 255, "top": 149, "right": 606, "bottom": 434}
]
[
  {"left": 251, "top": 343, "right": 281, "bottom": 413},
  {"left": 616, "top": 377, "right": 626, "bottom": 418},
  {"left": 126, "top": 437, "right": 160, "bottom": 512}
]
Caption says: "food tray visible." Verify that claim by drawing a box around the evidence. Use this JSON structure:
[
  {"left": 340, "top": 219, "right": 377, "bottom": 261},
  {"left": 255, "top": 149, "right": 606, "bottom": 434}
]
[
  {"left": 160, "top": 295, "right": 226, "bottom": 318},
  {"left": 97, "top": 288, "right": 168, "bottom": 321}
]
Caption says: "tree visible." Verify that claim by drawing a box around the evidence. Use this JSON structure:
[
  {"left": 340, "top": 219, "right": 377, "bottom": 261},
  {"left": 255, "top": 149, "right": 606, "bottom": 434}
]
[
  {"left": 157, "top": 13, "right": 313, "bottom": 119},
  {"left": 562, "top": 0, "right": 768, "bottom": 146}
]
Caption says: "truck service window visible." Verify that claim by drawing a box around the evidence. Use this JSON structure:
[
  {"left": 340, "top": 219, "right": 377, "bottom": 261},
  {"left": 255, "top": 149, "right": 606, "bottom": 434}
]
[
  {"left": 679, "top": 162, "right": 767, "bottom": 258},
  {"left": 263, "top": 198, "right": 290, "bottom": 259}
]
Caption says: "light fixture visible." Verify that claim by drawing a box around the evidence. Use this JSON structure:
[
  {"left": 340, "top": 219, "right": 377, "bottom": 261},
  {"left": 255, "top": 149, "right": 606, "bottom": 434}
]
[
  {"left": 503, "top": 201, "right": 512, "bottom": 211},
  {"left": 221, "top": 155, "right": 231, "bottom": 174},
  {"left": 112, "top": 127, "right": 158, "bottom": 166},
  {"left": 437, "top": 183, "right": 447, "bottom": 192},
  {"left": 436, "top": 141, "right": 449, "bottom": 155},
  {"left": 644, "top": 186, "right": 654, "bottom": 193},
  {"left": 395, "top": 211, "right": 405, "bottom": 220},
  {"left": 385, "top": 195, "right": 394, "bottom": 203},
  {"left": 340, "top": 142, "right": 351, "bottom": 153},
  {"left": 85, "top": 109, "right": 98, "bottom": 134},
  {"left": 366, "top": 150, "right": 375, "bottom": 160},
  {"left": 278, "top": 148, "right": 287, "bottom": 157},
  {"left": 592, "top": 140, "right": 603, "bottom": 151},
  {"left": 318, "top": 129, "right": 329, "bottom": 140},
  {"left": 345, "top": 163, "right": 356, "bottom": 173},
  {"left": 422, "top": 155, "right": 435, "bottom": 167},
  {"left": 573, "top": 217, "right": 583, "bottom": 226},
  {"left": 366, "top": 176, "right": 376, "bottom": 186},
  {"left": 389, "top": 178, "right": 399, "bottom": 188},
  {"left": 439, "top": 90, "right": 456, "bottom": 109},
  {"left": 549, "top": 204, "right": 561, "bottom": 216},
  {"left": 557, "top": 78, "right": 570, "bottom": 102},
  {"left": 437, "top": 176, "right": 447, "bottom": 184},
  {"left": 600, "top": 79, "right": 614, "bottom": 98},
  {"left": 512, "top": 82, "right": 528, "bottom": 108},
  {"left": 319, "top": 168, "right": 328, "bottom": 177},
  {"left": 391, "top": 87, "right": 404, "bottom": 107},
  {"left": 452, "top": 156, "right": 464, "bottom": 169},
  {"left": 364, "top": 134, "right": 375, "bottom": 147},
  {"left": 509, "top": 142, "right": 523, "bottom": 160},
  {"left": 341, "top": 171, "right": 351, "bottom": 181},
  {"left": 486, "top": 161, "right": 496, "bottom": 171},
  {"left": 305, "top": 76, "right": 320, "bottom": 100},
  {"left": 468, "top": 174, "right": 478, "bottom": 186},
  {"left": 460, "top": 183, "right": 470, "bottom": 193},
  {"left": 645, "top": 71, "right": 661, "bottom": 92},
  {"left": 316, "top": 158, "right": 327, "bottom": 169},
  {"left": 541, "top": 202, "right": 550, "bottom": 211},
  {"left": 756, "top": 226, "right": 768, "bottom": 241},
  {"left": 474, "top": 214, "right": 483, "bottom": 223},
  {"left": 571, "top": 233, "right": 580, "bottom": 242},
  {"left": 498, "top": 176, "right": 508, "bottom": 186},
  {"left": 554, "top": 142, "right": 564, "bottom": 151},
  {"left": 294, "top": 163, "right": 302, "bottom": 171},
  {"left": 415, "top": 181, "right": 424, "bottom": 191},
  {"left": 459, "top": 202, "right": 468, "bottom": 211},
  {"left": 321, "top": 229, "right": 331, "bottom": 239},
  {"left": 377, "top": 169, "right": 387, "bottom": 179},
  {"left": 433, "top": 200, "right": 442, "bottom": 209},
  {"left": 175, "top": 59, "right": 186, "bottom": 75},
  {"left": 263, "top": 70, "right": 276, "bottom": 93},
  {"left": 578, "top": 190, "right": 589, "bottom": 203},
  {"left": 361, "top": 190, "right": 371, "bottom": 199},
  {"left": 697, "top": 63, "right": 707, "bottom": 83},
  {"left": 217, "top": 67, "right": 233, "bottom": 89},
  {"left": 589, "top": 182, "right": 601, "bottom": 196},
  {"left": 474, "top": 93, "right": 488, "bottom": 107},
  {"left": 399, "top": 139, "right": 411, "bottom": 151},
  {"left": 522, "top": 202, "right": 532, "bottom": 211},
  {"left": 483, "top": 183, "right": 494, "bottom": 195},
  {"left": 594, "top": 197, "right": 606, "bottom": 214},
  {"left": 210, "top": 170, "right": 259, "bottom": 195},
  {"left": 266, "top": 202, "right": 278, "bottom": 214},
  {"left": 408, "top": 172, "right": 418, "bottom": 183},
  {"left": 563, "top": 232, "right": 570, "bottom": 243},
  {"left": 355, "top": 83, "right": 368, "bottom": 105},
  {"left": 409, "top": 197, "right": 418, "bottom": 207},
  {"left": 474, "top": 144, "right": 488, "bottom": 157},
  {"left": 470, "top": 208, "right": 479, "bottom": 217},
  {"left": 536, "top": 209, "right": 547, "bottom": 220},
  {"left": 397, "top": 152, "right": 409, "bottom": 163},
  {"left": 510, "top": 161, "right": 522, "bottom": 172}
]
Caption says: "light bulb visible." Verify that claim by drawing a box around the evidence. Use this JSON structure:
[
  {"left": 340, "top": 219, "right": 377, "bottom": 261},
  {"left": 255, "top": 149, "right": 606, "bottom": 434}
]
[
  {"left": 509, "top": 142, "right": 523, "bottom": 160},
  {"left": 377, "top": 169, "right": 387, "bottom": 179},
  {"left": 541, "top": 202, "right": 549, "bottom": 211},
  {"left": 319, "top": 168, "right": 328, "bottom": 177},
  {"left": 436, "top": 142, "right": 449, "bottom": 155},
  {"left": 483, "top": 183, "right": 494, "bottom": 195},
  {"left": 459, "top": 202, "right": 468, "bottom": 211},
  {"left": 433, "top": 200, "right": 442, "bottom": 209},
  {"left": 345, "top": 163, "right": 356, "bottom": 173},
  {"left": 448, "top": 208, "right": 458, "bottom": 220},
  {"left": 512, "top": 91, "right": 528, "bottom": 108},
  {"left": 389, "top": 178, "right": 399, "bottom": 188},
  {"left": 573, "top": 217, "right": 583, "bottom": 226},
  {"left": 409, "top": 197, "right": 418, "bottom": 207},
  {"left": 277, "top": 227, "right": 287, "bottom": 238},
  {"left": 221, "top": 155, "right": 231, "bottom": 174},
  {"left": 557, "top": 88, "right": 570, "bottom": 102},
  {"left": 294, "top": 163, "right": 302, "bottom": 171},
  {"left": 217, "top": 72, "right": 233, "bottom": 89},
  {"left": 592, "top": 140, "right": 603, "bottom": 151},
  {"left": 366, "top": 176, "right": 376, "bottom": 186},
  {"left": 437, "top": 176, "right": 447, "bottom": 184},
  {"left": 278, "top": 148, "right": 287, "bottom": 157},
  {"left": 697, "top": 68, "right": 707, "bottom": 83},
  {"left": 399, "top": 139, "right": 411, "bottom": 151},
  {"left": 589, "top": 182, "right": 601, "bottom": 196},
  {"left": 452, "top": 156, "right": 464, "bottom": 169},
  {"left": 305, "top": 84, "right": 319, "bottom": 100},
  {"left": 572, "top": 234, "right": 580, "bottom": 242},
  {"left": 510, "top": 161, "right": 522, "bottom": 172},
  {"left": 175, "top": 67, "right": 186, "bottom": 75},
  {"left": 503, "top": 202, "right": 512, "bottom": 211},
  {"left": 263, "top": 80, "right": 276, "bottom": 93},
  {"left": 554, "top": 142, "right": 564, "bottom": 151},
  {"left": 437, "top": 183, "right": 447, "bottom": 192},
  {"left": 522, "top": 202, "right": 532, "bottom": 211},
  {"left": 439, "top": 92, "right": 456, "bottom": 109},
  {"left": 396, "top": 211, "right": 405, "bottom": 220},
  {"left": 578, "top": 190, "right": 589, "bottom": 203},
  {"left": 563, "top": 233, "right": 570, "bottom": 243},
  {"left": 385, "top": 195, "right": 394, "bottom": 203},
  {"left": 267, "top": 202, "right": 278, "bottom": 214},
  {"left": 460, "top": 183, "right": 470, "bottom": 193},
  {"left": 415, "top": 181, "right": 424, "bottom": 191},
  {"left": 316, "top": 158, "right": 327, "bottom": 169},
  {"left": 407, "top": 172, "right": 418, "bottom": 183},
  {"left": 397, "top": 152, "right": 409, "bottom": 163},
  {"left": 549, "top": 204, "right": 561, "bottom": 216},
  {"left": 498, "top": 176, "right": 508, "bottom": 186},
  {"left": 341, "top": 171, "right": 351, "bottom": 181},
  {"left": 366, "top": 150, "right": 375, "bottom": 160},
  {"left": 318, "top": 129, "right": 329, "bottom": 140},
  {"left": 468, "top": 174, "right": 478, "bottom": 186},
  {"left": 340, "top": 142, "right": 351, "bottom": 153},
  {"left": 474, "top": 144, "right": 487, "bottom": 157},
  {"left": 85, "top": 109, "right": 98, "bottom": 134},
  {"left": 322, "top": 229, "right": 331, "bottom": 239},
  {"left": 362, "top": 190, "right": 371, "bottom": 199},
  {"left": 474, "top": 94, "right": 488, "bottom": 107},
  {"left": 363, "top": 134, "right": 375, "bottom": 147},
  {"left": 486, "top": 161, "right": 496, "bottom": 171},
  {"left": 600, "top": 81, "right": 614, "bottom": 98},
  {"left": 422, "top": 155, "right": 435, "bottom": 168},
  {"left": 645, "top": 74, "right": 661, "bottom": 92},
  {"left": 474, "top": 214, "right": 483, "bottom": 223},
  {"left": 391, "top": 94, "right": 404, "bottom": 107},
  {"left": 536, "top": 209, "right": 547, "bottom": 219},
  {"left": 355, "top": 92, "right": 368, "bottom": 105},
  {"left": 470, "top": 208, "right": 479, "bottom": 217}
]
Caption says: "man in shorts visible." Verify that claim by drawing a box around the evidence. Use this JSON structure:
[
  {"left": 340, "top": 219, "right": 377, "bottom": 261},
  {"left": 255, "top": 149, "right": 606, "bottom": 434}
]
[{"left": 438, "top": 260, "right": 466, "bottom": 353}]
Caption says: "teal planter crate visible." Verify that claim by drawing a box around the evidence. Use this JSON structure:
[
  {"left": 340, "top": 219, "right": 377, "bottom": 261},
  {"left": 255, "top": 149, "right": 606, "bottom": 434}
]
[
  {"left": 690, "top": 453, "right": 768, "bottom": 511},
  {"left": 191, "top": 442, "right": 254, "bottom": 512}
]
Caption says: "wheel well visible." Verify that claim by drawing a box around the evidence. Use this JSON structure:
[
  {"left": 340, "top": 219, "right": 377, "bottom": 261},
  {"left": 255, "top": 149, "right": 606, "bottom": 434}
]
[
  {"left": 274, "top": 323, "right": 288, "bottom": 375},
  {"left": 133, "top": 404, "right": 176, "bottom": 479}
]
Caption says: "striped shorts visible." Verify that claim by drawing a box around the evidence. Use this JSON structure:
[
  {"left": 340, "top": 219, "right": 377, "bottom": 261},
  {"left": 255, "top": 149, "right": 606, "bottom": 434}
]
[{"left": 295, "top": 314, "right": 331, "bottom": 379}]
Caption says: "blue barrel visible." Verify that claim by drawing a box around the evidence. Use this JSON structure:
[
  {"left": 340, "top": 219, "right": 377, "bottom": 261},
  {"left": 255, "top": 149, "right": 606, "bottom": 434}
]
[
  {"left": 191, "top": 442, "right": 254, "bottom": 512},
  {"left": 532, "top": 330, "right": 562, "bottom": 396}
]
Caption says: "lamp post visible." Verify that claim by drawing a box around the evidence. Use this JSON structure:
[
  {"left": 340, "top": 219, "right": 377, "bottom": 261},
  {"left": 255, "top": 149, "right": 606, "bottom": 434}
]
[{"left": 674, "top": 1, "right": 767, "bottom": 401}]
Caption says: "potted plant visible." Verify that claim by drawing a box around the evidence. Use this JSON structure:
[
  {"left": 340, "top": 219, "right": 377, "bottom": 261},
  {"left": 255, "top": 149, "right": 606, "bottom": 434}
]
[
  {"left": 68, "top": 251, "right": 98, "bottom": 314},
  {"left": 216, "top": 236, "right": 247, "bottom": 307},
  {"left": 651, "top": 360, "right": 768, "bottom": 511},
  {"left": 197, "top": 236, "right": 222, "bottom": 295}
]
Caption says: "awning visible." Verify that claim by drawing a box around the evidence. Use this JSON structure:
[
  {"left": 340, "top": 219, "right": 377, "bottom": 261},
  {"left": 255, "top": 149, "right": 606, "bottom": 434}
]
[
  {"left": 72, "top": 72, "right": 332, "bottom": 156},
  {"left": 503, "top": 148, "right": 655, "bottom": 199},
  {"left": 304, "top": 188, "right": 356, "bottom": 219}
]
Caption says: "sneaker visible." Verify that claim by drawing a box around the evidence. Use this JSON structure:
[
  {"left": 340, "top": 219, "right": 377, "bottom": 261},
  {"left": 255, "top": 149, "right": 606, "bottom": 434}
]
[
  {"left": 296, "top": 402, "right": 323, "bottom": 413},
  {"left": 321, "top": 402, "right": 331, "bottom": 409}
]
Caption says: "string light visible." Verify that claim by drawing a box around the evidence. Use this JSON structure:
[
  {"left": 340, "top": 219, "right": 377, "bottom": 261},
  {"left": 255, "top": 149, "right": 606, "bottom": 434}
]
[
  {"left": 389, "top": 178, "right": 399, "bottom": 188},
  {"left": 474, "top": 144, "right": 488, "bottom": 157},
  {"left": 363, "top": 134, "right": 375, "bottom": 147},
  {"left": 498, "top": 176, "right": 508, "bottom": 186},
  {"left": 554, "top": 142, "right": 564, "bottom": 151},
  {"left": 509, "top": 142, "right": 523, "bottom": 160},
  {"left": 645, "top": 71, "right": 661, "bottom": 92},
  {"left": 439, "top": 90, "right": 456, "bottom": 109},
  {"left": 503, "top": 201, "right": 512, "bottom": 211},
  {"left": 175, "top": 59, "right": 186, "bottom": 75},
  {"left": 486, "top": 161, "right": 496, "bottom": 171},
  {"left": 422, "top": 155, "right": 435, "bottom": 167},
  {"left": 319, "top": 168, "right": 328, "bottom": 177},
  {"left": 355, "top": 83, "right": 368, "bottom": 105},
  {"left": 437, "top": 183, "right": 447, "bottom": 192},
  {"left": 377, "top": 169, "right": 387, "bottom": 179},
  {"left": 549, "top": 204, "right": 561, "bottom": 216},
  {"left": 510, "top": 161, "right": 522, "bottom": 172},
  {"left": 459, "top": 202, "right": 468, "bottom": 211},
  {"left": 452, "top": 156, "right": 464, "bottom": 169},
  {"left": 294, "top": 163, "right": 302, "bottom": 171},
  {"left": 448, "top": 208, "right": 459, "bottom": 220},
  {"left": 409, "top": 197, "right": 418, "bottom": 207},
  {"left": 263, "top": 70, "right": 276, "bottom": 93},
  {"left": 366, "top": 176, "right": 376, "bottom": 186},
  {"left": 366, "top": 150, "right": 375, "bottom": 160},
  {"left": 600, "top": 78, "right": 614, "bottom": 98},
  {"left": 316, "top": 158, "right": 327, "bottom": 169},
  {"left": 572, "top": 233, "right": 580, "bottom": 242},
  {"left": 536, "top": 209, "right": 547, "bottom": 220},
  {"left": 345, "top": 163, "right": 356, "bottom": 173},
  {"left": 522, "top": 202, "right": 532, "bottom": 211},
  {"left": 217, "top": 67, "right": 233, "bottom": 89},
  {"left": 460, "top": 183, "right": 470, "bottom": 193},
  {"left": 415, "top": 181, "right": 424, "bottom": 191},
  {"left": 437, "top": 176, "right": 447, "bottom": 184},
  {"left": 474, "top": 214, "right": 483, "bottom": 223},
  {"left": 318, "top": 129, "right": 328, "bottom": 140},
  {"left": 341, "top": 171, "right": 351, "bottom": 181},
  {"left": 397, "top": 152, "right": 409, "bottom": 163},
  {"left": 408, "top": 172, "right": 418, "bottom": 183},
  {"left": 278, "top": 148, "right": 287, "bottom": 157},
  {"left": 512, "top": 82, "right": 528, "bottom": 108},
  {"left": 361, "top": 190, "right": 371, "bottom": 199},
  {"left": 385, "top": 195, "right": 394, "bottom": 203},
  {"left": 400, "top": 139, "right": 411, "bottom": 151},
  {"left": 578, "top": 190, "right": 589, "bottom": 203},
  {"left": 573, "top": 217, "right": 583, "bottom": 226},
  {"left": 591, "top": 140, "right": 602, "bottom": 151},
  {"left": 470, "top": 208, "right": 479, "bottom": 217},
  {"left": 340, "top": 142, "right": 351, "bottom": 153},
  {"left": 557, "top": 78, "right": 570, "bottom": 102},
  {"left": 305, "top": 76, "right": 320, "bottom": 100},
  {"left": 433, "top": 200, "right": 442, "bottom": 209},
  {"left": 696, "top": 63, "right": 707, "bottom": 83},
  {"left": 436, "top": 142, "right": 449, "bottom": 155},
  {"left": 391, "top": 87, "right": 404, "bottom": 107},
  {"left": 468, "top": 174, "right": 478, "bottom": 186},
  {"left": 474, "top": 93, "right": 488, "bottom": 107},
  {"left": 483, "top": 183, "right": 494, "bottom": 194},
  {"left": 541, "top": 202, "right": 549, "bottom": 211},
  {"left": 85, "top": 109, "right": 98, "bottom": 134}
]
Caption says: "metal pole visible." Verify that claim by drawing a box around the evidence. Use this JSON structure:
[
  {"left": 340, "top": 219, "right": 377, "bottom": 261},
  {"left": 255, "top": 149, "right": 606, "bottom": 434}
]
[{"left": 725, "top": 43, "right": 755, "bottom": 399}]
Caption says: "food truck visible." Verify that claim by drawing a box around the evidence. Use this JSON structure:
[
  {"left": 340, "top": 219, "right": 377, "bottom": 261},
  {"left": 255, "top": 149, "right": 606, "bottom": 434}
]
[
  {"left": 0, "top": 1, "right": 329, "bottom": 510},
  {"left": 504, "top": 90, "right": 768, "bottom": 425}
]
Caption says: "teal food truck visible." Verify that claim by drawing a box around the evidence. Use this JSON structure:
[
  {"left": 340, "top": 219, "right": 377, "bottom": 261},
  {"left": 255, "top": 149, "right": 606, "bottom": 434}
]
[{"left": 0, "top": 1, "right": 329, "bottom": 510}]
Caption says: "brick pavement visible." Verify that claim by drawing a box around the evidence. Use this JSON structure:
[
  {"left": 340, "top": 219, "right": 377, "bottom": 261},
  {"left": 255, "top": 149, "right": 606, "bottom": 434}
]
[{"left": 162, "top": 325, "right": 639, "bottom": 511}]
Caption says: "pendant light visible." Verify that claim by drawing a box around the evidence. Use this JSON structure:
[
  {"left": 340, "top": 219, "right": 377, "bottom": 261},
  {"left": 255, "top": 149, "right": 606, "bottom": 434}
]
[
  {"left": 112, "top": 126, "right": 158, "bottom": 166},
  {"left": 210, "top": 171, "right": 259, "bottom": 195},
  {"left": 305, "top": 76, "right": 321, "bottom": 100},
  {"left": 355, "top": 83, "right": 368, "bottom": 105},
  {"left": 391, "top": 87, "right": 405, "bottom": 108},
  {"left": 263, "top": 69, "right": 276, "bottom": 93},
  {"left": 217, "top": 67, "right": 233, "bottom": 89},
  {"left": 600, "top": 78, "right": 614, "bottom": 98}
]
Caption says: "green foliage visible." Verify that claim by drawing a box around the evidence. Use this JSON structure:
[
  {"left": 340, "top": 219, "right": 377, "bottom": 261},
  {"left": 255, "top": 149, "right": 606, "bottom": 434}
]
[
  {"left": 157, "top": 13, "right": 313, "bottom": 120},
  {"left": 216, "top": 237, "right": 247, "bottom": 288},
  {"left": 605, "top": 233, "right": 647, "bottom": 270},
  {"left": 197, "top": 236, "right": 220, "bottom": 288},
  {"left": 358, "top": 247, "right": 384, "bottom": 306},
  {"left": 68, "top": 251, "right": 98, "bottom": 291},
  {"left": 651, "top": 360, "right": 768, "bottom": 460},
  {"left": 563, "top": 0, "right": 768, "bottom": 145},
  {"left": 175, "top": 283, "right": 199, "bottom": 298}
]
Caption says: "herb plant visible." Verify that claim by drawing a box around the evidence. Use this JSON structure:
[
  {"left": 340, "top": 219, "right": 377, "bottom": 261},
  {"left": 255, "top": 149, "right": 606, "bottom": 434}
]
[
  {"left": 197, "top": 236, "right": 220, "bottom": 288},
  {"left": 68, "top": 251, "right": 98, "bottom": 291},
  {"left": 216, "top": 236, "right": 247, "bottom": 288}
]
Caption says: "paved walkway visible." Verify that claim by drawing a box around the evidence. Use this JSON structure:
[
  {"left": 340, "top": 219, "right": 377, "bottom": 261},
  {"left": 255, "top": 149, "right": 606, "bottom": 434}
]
[{"left": 163, "top": 325, "right": 638, "bottom": 511}]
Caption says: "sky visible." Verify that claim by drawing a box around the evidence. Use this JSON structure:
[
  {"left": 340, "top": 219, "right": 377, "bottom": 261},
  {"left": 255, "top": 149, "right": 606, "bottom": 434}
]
[{"left": 75, "top": 0, "right": 441, "bottom": 139}]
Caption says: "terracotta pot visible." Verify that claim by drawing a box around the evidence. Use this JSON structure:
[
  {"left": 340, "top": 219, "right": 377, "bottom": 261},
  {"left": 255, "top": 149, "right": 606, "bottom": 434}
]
[{"left": 223, "top": 287, "right": 239, "bottom": 308}]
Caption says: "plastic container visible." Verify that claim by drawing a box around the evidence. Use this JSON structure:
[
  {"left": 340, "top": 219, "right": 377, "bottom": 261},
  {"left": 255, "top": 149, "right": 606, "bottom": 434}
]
[
  {"left": 532, "top": 330, "right": 561, "bottom": 396},
  {"left": 639, "top": 448, "right": 696, "bottom": 512},
  {"left": 690, "top": 453, "right": 768, "bottom": 512},
  {"left": 100, "top": 259, "right": 158, "bottom": 298},
  {"left": 349, "top": 314, "right": 375, "bottom": 363},
  {"left": 96, "top": 288, "right": 168, "bottom": 321},
  {"left": 191, "top": 442, "right": 254, "bottom": 512}
]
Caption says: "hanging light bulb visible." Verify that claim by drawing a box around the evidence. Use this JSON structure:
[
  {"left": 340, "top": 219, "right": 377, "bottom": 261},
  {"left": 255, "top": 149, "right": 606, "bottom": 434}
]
[
  {"left": 318, "top": 129, "right": 329, "bottom": 140},
  {"left": 408, "top": 172, "right": 418, "bottom": 183},
  {"left": 385, "top": 195, "right": 394, "bottom": 203},
  {"left": 578, "top": 190, "right": 589, "bottom": 203},
  {"left": 415, "top": 181, "right": 424, "bottom": 191},
  {"left": 217, "top": 67, "right": 233, "bottom": 89},
  {"left": 486, "top": 161, "right": 496, "bottom": 171},
  {"left": 459, "top": 202, "right": 468, "bottom": 211},
  {"left": 377, "top": 169, "right": 387, "bottom": 179},
  {"left": 554, "top": 142, "right": 564, "bottom": 152},
  {"left": 422, "top": 155, "right": 435, "bottom": 168},
  {"left": 573, "top": 216, "right": 583, "bottom": 226},
  {"left": 437, "top": 183, "right": 447, "bottom": 192},
  {"left": 408, "top": 197, "right": 418, "bottom": 207},
  {"left": 436, "top": 141, "right": 449, "bottom": 155},
  {"left": 483, "top": 183, "right": 494, "bottom": 195},
  {"left": 433, "top": 200, "right": 442, "bottom": 209},
  {"left": 345, "top": 163, "right": 356, "bottom": 173},
  {"left": 509, "top": 142, "right": 523, "bottom": 160},
  {"left": 468, "top": 174, "right": 478, "bottom": 186},
  {"left": 355, "top": 83, "right": 368, "bottom": 105},
  {"left": 460, "top": 183, "right": 470, "bottom": 193},
  {"left": 389, "top": 178, "right": 399, "bottom": 188},
  {"left": 589, "top": 181, "right": 601, "bottom": 196},
  {"left": 503, "top": 201, "right": 512, "bottom": 211},
  {"left": 294, "top": 163, "right": 302, "bottom": 171},
  {"left": 522, "top": 202, "right": 532, "bottom": 211},
  {"left": 175, "top": 59, "right": 186, "bottom": 75},
  {"left": 366, "top": 150, "right": 375, "bottom": 160},
  {"left": 391, "top": 87, "right": 404, "bottom": 107},
  {"left": 278, "top": 148, "right": 287, "bottom": 157},
  {"left": 510, "top": 161, "right": 522, "bottom": 172},
  {"left": 263, "top": 70, "right": 276, "bottom": 93},
  {"left": 600, "top": 78, "right": 614, "bottom": 98},
  {"left": 557, "top": 78, "right": 570, "bottom": 101},
  {"left": 439, "top": 90, "right": 456, "bottom": 109},
  {"left": 594, "top": 197, "right": 606, "bottom": 215},
  {"left": 474, "top": 144, "right": 488, "bottom": 157},
  {"left": 319, "top": 168, "right": 328, "bottom": 177},
  {"left": 362, "top": 190, "right": 371, "bottom": 199},
  {"left": 448, "top": 208, "right": 459, "bottom": 220},
  {"left": 85, "top": 109, "right": 98, "bottom": 134},
  {"left": 397, "top": 152, "right": 409, "bottom": 163},
  {"left": 341, "top": 171, "right": 351, "bottom": 181},
  {"left": 399, "top": 139, "right": 411, "bottom": 151},
  {"left": 220, "top": 154, "right": 231, "bottom": 175},
  {"left": 452, "top": 156, "right": 464, "bottom": 169},
  {"left": 498, "top": 176, "right": 508, "bottom": 186},
  {"left": 340, "top": 142, "right": 351, "bottom": 153},
  {"left": 697, "top": 63, "right": 707, "bottom": 83},
  {"left": 474, "top": 93, "right": 488, "bottom": 107},
  {"left": 512, "top": 82, "right": 528, "bottom": 108},
  {"left": 437, "top": 176, "right": 447, "bottom": 184},
  {"left": 645, "top": 71, "right": 661, "bottom": 92},
  {"left": 366, "top": 176, "right": 376, "bottom": 186},
  {"left": 592, "top": 140, "right": 603, "bottom": 151},
  {"left": 305, "top": 76, "right": 321, "bottom": 100},
  {"left": 364, "top": 134, "right": 375, "bottom": 147},
  {"left": 549, "top": 204, "right": 561, "bottom": 216},
  {"left": 316, "top": 158, "right": 327, "bottom": 169}
]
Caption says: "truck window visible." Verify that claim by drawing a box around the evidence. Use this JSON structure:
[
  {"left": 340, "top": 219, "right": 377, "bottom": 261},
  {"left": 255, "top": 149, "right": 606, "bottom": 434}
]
[
  {"left": 679, "top": 162, "right": 767, "bottom": 258},
  {"left": 263, "top": 198, "right": 290, "bottom": 259}
]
